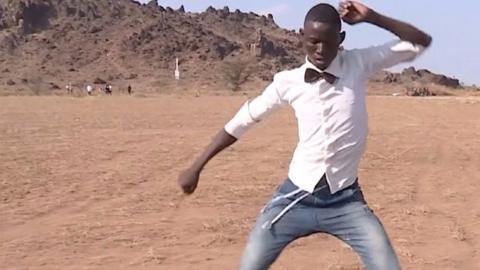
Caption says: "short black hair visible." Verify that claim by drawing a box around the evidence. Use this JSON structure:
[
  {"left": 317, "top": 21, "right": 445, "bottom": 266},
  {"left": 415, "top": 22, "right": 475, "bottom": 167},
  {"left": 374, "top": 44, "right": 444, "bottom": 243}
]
[{"left": 304, "top": 3, "right": 341, "bottom": 30}]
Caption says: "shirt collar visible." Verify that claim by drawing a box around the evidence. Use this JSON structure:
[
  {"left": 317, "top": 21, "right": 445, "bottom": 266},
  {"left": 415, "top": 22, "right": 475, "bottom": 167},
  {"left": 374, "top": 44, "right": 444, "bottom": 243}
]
[{"left": 304, "top": 52, "right": 343, "bottom": 78}]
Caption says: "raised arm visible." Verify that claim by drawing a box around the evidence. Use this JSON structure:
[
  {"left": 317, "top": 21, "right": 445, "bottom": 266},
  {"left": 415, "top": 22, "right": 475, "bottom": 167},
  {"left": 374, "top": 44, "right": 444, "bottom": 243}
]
[
  {"left": 177, "top": 79, "right": 287, "bottom": 194},
  {"left": 339, "top": 1, "right": 432, "bottom": 47}
]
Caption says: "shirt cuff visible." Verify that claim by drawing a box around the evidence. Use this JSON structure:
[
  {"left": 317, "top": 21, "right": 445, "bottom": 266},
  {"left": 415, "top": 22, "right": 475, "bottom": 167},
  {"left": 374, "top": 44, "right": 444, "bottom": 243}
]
[
  {"left": 224, "top": 101, "right": 256, "bottom": 139},
  {"left": 391, "top": 40, "right": 424, "bottom": 53}
]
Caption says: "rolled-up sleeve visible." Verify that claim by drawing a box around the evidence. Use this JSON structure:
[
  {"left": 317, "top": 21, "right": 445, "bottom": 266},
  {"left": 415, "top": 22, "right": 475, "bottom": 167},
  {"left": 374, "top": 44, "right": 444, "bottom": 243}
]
[
  {"left": 356, "top": 40, "right": 426, "bottom": 78},
  {"left": 224, "top": 78, "right": 287, "bottom": 139}
]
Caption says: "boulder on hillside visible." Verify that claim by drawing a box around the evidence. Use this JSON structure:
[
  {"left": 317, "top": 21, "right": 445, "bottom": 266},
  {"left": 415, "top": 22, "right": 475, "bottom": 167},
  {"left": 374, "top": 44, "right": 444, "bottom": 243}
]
[
  {"left": 146, "top": 0, "right": 158, "bottom": 8},
  {"left": 93, "top": 77, "right": 107, "bottom": 84},
  {"left": 206, "top": 6, "right": 216, "bottom": 13}
]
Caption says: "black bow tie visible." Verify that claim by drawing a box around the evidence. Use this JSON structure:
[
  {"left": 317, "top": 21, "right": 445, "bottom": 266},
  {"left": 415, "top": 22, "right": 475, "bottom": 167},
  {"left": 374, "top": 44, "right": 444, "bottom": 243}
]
[{"left": 304, "top": 68, "right": 337, "bottom": 85}]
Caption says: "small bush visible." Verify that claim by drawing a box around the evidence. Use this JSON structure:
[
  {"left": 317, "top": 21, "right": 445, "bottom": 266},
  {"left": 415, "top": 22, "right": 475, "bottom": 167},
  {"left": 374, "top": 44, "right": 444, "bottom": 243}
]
[
  {"left": 405, "top": 86, "right": 435, "bottom": 97},
  {"left": 28, "top": 77, "right": 49, "bottom": 96},
  {"left": 221, "top": 58, "right": 256, "bottom": 91}
]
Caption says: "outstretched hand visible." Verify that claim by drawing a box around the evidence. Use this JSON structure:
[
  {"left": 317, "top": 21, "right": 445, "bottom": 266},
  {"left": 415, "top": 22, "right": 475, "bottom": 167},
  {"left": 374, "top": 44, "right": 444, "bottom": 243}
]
[
  {"left": 338, "top": 1, "right": 374, "bottom": 25},
  {"left": 177, "top": 168, "right": 200, "bottom": 194}
]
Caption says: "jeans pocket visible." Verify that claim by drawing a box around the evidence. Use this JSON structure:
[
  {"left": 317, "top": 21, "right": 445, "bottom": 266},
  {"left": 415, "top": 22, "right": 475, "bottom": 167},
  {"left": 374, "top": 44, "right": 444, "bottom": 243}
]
[{"left": 261, "top": 194, "right": 287, "bottom": 214}]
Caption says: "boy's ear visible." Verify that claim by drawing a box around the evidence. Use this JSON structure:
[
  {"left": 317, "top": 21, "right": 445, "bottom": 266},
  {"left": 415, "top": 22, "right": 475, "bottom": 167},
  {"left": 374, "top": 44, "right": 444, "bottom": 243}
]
[{"left": 340, "top": 31, "right": 346, "bottom": 44}]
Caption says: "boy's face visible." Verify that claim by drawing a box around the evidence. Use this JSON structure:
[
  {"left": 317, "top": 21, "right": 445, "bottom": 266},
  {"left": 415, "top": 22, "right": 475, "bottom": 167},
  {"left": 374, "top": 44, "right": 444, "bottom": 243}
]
[{"left": 301, "top": 21, "right": 345, "bottom": 70}]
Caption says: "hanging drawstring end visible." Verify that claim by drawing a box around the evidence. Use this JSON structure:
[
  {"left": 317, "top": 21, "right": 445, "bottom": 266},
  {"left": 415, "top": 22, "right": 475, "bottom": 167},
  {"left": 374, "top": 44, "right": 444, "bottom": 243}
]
[{"left": 262, "top": 185, "right": 328, "bottom": 230}]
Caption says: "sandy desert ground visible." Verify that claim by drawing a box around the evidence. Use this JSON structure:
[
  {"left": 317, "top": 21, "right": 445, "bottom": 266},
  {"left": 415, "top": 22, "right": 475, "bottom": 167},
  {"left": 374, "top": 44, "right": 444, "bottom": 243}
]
[{"left": 1, "top": 94, "right": 480, "bottom": 269}]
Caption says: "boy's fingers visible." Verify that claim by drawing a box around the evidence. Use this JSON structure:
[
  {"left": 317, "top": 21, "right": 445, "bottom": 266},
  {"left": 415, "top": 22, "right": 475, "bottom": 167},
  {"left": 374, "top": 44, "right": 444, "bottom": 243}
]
[
  {"left": 339, "top": 3, "right": 352, "bottom": 14},
  {"left": 339, "top": 9, "right": 349, "bottom": 17}
]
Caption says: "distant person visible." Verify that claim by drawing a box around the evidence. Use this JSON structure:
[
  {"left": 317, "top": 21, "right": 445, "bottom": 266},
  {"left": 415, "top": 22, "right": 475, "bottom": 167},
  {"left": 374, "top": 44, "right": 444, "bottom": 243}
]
[
  {"left": 65, "top": 83, "right": 72, "bottom": 94},
  {"left": 105, "top": 84, "right": 112, "bottom": 95},
  {"left": 127, "top": 85, "right": 132, "bottom": 95},
  {"left": 177, "top": 2, "right": 431, "bottom": 269},
  {"left": 86, "top": 84, "right": 93, "bottom": 96}
]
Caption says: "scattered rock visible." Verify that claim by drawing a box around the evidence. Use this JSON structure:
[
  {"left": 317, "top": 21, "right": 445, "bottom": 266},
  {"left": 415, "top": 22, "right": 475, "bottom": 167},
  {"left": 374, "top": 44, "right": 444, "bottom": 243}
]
[
  {"left": 6, "top": 79, "right": 16, "bottom": 85},
  {"left": 126, "top": 73, "right": 138, "bottom": 80},
  {"left": 89, "top": 25, "right": 102, "bottom": 34},
  {"left": 0, "top": 32, "right": 20, "bottom": 51},
  {"left": 93, "top": 77, "right": 107, "bottom": 84},
  {"left": 146, "top": 0, "right": 158, "bottom": 8},
  {"left": 267, "top": 14, "right": 274, "bottom": 22},
  {"left": 206, "top": 6, "right": 216, "bottom": 13},
  {"left": 50, "top": 82, "right": 61, "bottom": 89}
]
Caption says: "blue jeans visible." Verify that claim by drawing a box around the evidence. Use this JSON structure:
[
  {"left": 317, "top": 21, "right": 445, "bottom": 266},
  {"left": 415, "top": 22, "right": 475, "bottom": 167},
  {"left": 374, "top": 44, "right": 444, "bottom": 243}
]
[{"left": 239, "top": 178, "right": 401, "bottom": 270}]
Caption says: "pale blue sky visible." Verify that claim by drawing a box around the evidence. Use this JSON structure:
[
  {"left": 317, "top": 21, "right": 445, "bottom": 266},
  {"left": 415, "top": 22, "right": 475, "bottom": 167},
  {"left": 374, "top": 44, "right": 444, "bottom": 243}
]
[{"left": 139, "top": 0, "right": 479, "bottom": 85}]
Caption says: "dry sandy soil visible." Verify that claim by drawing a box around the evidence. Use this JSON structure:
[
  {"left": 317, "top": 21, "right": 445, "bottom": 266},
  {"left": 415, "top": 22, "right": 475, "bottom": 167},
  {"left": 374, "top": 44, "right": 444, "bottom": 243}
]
[{"left": 1, "top": 94, "right": 480, "bottom": 270}]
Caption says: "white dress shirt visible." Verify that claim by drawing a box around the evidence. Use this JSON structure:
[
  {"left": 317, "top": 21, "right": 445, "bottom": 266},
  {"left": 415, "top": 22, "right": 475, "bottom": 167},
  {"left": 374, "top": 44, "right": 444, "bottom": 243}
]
[{"left": 225, "top": 40, "right": 425, "bottom": 194}]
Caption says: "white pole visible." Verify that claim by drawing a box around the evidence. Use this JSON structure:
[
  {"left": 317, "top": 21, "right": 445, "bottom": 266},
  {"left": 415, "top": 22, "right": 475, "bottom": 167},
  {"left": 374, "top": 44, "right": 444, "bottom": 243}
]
[{"left": 175, "top": 58, "right": 180, "bottom": 80}]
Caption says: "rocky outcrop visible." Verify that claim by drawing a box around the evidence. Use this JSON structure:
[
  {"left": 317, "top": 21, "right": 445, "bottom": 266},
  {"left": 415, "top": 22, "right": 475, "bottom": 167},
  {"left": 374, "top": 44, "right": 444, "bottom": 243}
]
[{"left": 372, "top": 67, "right": 462, "bottom": 89}]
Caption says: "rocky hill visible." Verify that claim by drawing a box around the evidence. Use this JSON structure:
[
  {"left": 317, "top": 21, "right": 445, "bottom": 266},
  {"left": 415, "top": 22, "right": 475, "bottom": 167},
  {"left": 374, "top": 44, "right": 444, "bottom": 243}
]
[{"left": 0, "top": 0, "right": 472, "bottom": 95}]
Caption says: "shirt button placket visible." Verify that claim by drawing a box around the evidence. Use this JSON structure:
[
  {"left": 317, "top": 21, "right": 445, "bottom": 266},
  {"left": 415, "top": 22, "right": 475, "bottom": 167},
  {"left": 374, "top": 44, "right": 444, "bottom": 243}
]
[{"left": 318, "top": 83, "right": 330, "bottom": 169}]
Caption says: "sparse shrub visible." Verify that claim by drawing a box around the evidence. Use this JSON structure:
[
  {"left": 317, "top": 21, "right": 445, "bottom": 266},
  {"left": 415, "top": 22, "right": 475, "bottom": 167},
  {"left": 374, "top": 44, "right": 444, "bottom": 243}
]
[
  {"left": 221, "top": 58, "right": 256, "bottom": 91},
  {"left": 405, "top": 86, "right": 435, "bottom": 97},
  {"left": 29, "top": 77, "right": 49, "bottom": 96}
]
